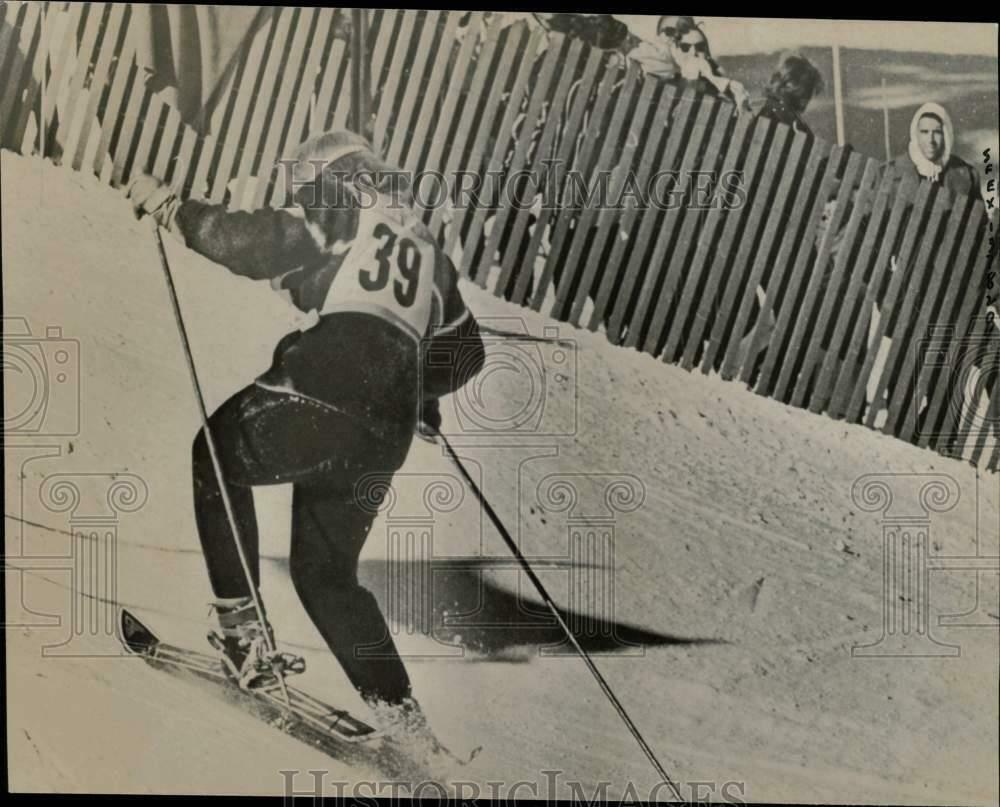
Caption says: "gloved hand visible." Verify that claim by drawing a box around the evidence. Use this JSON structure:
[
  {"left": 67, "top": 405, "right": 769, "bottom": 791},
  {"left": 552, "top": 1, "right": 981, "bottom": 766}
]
[
  {"left": 126, "top": 173, "right": 180, "bottom": 230},
  {"left": 416, "top": 397, "right": 442, "bottom": 442}
]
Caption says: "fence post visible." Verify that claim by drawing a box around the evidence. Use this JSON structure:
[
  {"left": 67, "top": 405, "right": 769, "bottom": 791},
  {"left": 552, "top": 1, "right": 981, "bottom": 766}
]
[{"left": 350, "top": 8, "right": 370, "bottom": 137}]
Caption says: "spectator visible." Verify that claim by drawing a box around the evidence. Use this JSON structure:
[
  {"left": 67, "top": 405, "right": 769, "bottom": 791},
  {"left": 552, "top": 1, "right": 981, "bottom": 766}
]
[
  {"left": 886, "top": 102, "right": 979, "bottom": 198},
  {"left": 755, "top": 52, "right": 824, "bottom": 136},
  {"left": 666, "top": 18, "right": 751, "bottom": 111},
  {"left": 626, "top": 15, "right": 684, "bottom": 80}
]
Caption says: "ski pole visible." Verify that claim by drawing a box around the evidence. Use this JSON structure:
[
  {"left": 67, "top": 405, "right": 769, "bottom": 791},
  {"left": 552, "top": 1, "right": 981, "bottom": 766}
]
[
  {"left": 149, "top": 222, "right": 292, "bottom": 708},
  {"left": 476, "top": 324, "right": 574, "bottom": 348},
  {"left": 433, "top": 428, "right": 684, "bottom": 801}
]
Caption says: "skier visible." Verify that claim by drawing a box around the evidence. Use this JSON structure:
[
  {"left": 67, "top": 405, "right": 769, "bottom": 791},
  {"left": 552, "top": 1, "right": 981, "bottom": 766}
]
[{"left": 126, "top": 130, "right": 485, "bottom": 741}]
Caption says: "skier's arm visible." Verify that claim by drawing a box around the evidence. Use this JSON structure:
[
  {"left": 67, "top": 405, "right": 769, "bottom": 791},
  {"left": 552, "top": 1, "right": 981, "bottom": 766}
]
[
  {"left": 420, "top": 255, "right": 485, "bottom": 401},
  {"left": 173, "top": 201, "right": 316, "bottom": 281},
  {"left": 127, "top": 173, "right": 316, "bottom": 281}
]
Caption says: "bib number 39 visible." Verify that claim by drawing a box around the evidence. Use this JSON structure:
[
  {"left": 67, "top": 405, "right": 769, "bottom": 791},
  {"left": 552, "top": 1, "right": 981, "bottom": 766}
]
[{"left": 359, "top": 222, "right": 423, "bottom": 308}]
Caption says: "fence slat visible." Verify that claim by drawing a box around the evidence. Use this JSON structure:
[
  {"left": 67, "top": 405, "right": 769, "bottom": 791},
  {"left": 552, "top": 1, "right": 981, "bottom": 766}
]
[
  {"left": 0, "top": 1, "right": 41, "bottom": 146},
  {"left": 432, "top": 17, "right": 521, "bottom": 241},
  {"left": 399, "top": 11, "right": 460, "bottom": 172},
  {"left": 845, "top": 179, "right": 935, "bottom": 425},
  {"left": 229, "top": 7, "right": 296, "bottom": 208},
  {"left": 70, "top": 1, "right": 128, "bottom": 171},
  {"left": 109, "top": 57, "right": 149, "bottom": 188},
  {"left": 151, "top": 103, "right": 182, "bottom": 180},
  {"left": 205, "top": 11, "right": 276, "bottom": 202},
  {"left": 857, "top": 181, "right": 939, "bottom": 428},
  {"left": 93, "top": 19, "right": 137, "bottom": 179},
  {"left": 891, "top": 195, "right": 975, "bottom": 438},
  {"left": 366, "top": 8, "right": 401, "bottom": 121},
  {"left": 384, "top": 9, "right": 445, "bottom": 166},
  {"left": 567, "top": 66, "right": 651, "bottom": 326},
  {"left": 312, "top": 31, "right": 347, "bottom": 133},
  {"left": 698, "top": 119, "right": 787, "bottom": 373},
  {"left": 812, "top": 168, "right": 895, "bottom": 414},
  {"left": 611, "top": 90, "right": 702, "bottom": 347},
  {"left": 370, "top": 10, "right": 416, "bottom": 154},
  {"left": 460, "top": 27, "right": 557, "bottom": 285},
  {"left": 252, "top": 7, "right": 318, "bottom": 208},
  {"left": 604, "top": 87, "right": 693, "bottom": 344},
  {"left": 919, "top": 224, "right": 993, "bottom": 453},
  {"left": 9, "top": 1, "right": 58, "bottom": 151},
  {"left": 528, "top": 55, "right": 622, "bottom": 310},
  {"left": 753, "top": 144, "right": 843, "bottom": 395},
  {"left": 969, "top": 376, "right": 1000, "bottom": 466},
  {"left": 551, "top": 62, "right": 645, "bottom": 317},
  {"left": 777, "top": 149, "right": 864, "bottom": 404},
  {"left": 168, "top": 122, "right": 197, "bottom": 188},
  {"left": 827, "top": 173, "right": 919, "bottom": 418},
  {"left": 0, "top": 1, "right": 25, "bottom": 83},
  {"left": 588, "top": 81, "right": 677, "bottom": 332},
  {"left": 39, "top": 1, "right": 84, "bottom": 138},
  {"left": 270, "top": 7, "right": 337, "bottom": 207},
  {"left": 77, "top": 4, "right": 133, "bottom": 170},
  {"left": 474, "top": 33, "right": 567, "bottom": 290},
  {"left": 448, "top": 26, "right": 544, "bottom": 273},
  {"left": 563, "top": 63, "right": 649, "bottom": 322},
  {"left": 510, "top": 46, "right": 605, "bottom": 306},
  {"left": 0, "top": 1, "right": 35, "bottom": 131},
  {"left": 495, "top": 38, "right": 588, "bottom": 305},
  {"left": 792, "top": 156, "right": 879, "bottom": 409},
  {"left": 637, "top": 99, "right": 720, "bottom": 354},
  {"left": 129, "top": 92, "right": 166, "bottom": 179},
  {"left": 10, "top": 0, "right": 61, "bottom": 153},
  {"left": 716, "top": 129, "right": 807, "bottom": 378},
  {"left": 914, "top": 204, "right": 987, "bottom": 448},
  {"left": 673, "top": 112, "right": 761, "bottom": 368},
  {"left": 737, "top": 143, "right": 824, "bottom": 384},
  {"left": 865, "top": 190, "right": 952, "bottom": 429},
  {"left": 654, "top": 103, "right": 741, "bottom": 363},
  {"left": 429, "top": 16, "right": 513, "bottom": 236},
  {"left": 949, "top": 340, "right": 992, "bottom": 463},
  {"left": 413, "top": 11, "right": 484, "bottom": 216},
  {"left": 53, "top": 2, "right": 105, "bottom": 163}
]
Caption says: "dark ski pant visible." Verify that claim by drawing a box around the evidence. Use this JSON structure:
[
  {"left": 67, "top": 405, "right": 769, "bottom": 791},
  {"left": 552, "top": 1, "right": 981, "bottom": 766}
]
[{"left": 192, "top": 382, "right": 413, "bottom": 706}]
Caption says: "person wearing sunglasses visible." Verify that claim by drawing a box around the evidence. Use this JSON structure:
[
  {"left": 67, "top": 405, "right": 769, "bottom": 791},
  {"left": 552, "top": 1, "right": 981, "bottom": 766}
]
[
  {"left": 623, "top": 15, "right": 692, "bottom": 81},
  {"left": 667, "top": 18, "right": 750, "bottom": 111}
]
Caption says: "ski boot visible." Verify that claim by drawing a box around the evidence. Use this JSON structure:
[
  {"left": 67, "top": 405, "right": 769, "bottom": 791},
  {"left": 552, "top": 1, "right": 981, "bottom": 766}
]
[{"left": 206, "top": 597, "right": 305, "bottom": 691}]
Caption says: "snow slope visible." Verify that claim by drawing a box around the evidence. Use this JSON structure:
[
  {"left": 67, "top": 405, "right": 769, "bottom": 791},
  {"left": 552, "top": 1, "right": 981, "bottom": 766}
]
[{"left": 4, "top": 152, "right": 998, "bottom": 802}]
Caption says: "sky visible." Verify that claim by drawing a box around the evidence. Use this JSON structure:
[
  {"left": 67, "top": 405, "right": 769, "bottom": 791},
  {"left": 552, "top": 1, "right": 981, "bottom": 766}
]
[{"left": 614, "top": 16, "right": 999, "bottom": 58}]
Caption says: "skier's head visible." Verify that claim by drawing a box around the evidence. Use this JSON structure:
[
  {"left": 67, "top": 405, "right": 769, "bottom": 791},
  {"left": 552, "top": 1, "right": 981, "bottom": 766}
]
[{"left": 287, "top": 129, "right": 412, "bottom": 215}]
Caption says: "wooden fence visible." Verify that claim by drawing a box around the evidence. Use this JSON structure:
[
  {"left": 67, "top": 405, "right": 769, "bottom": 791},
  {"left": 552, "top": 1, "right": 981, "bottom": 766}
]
[{"left": 2, "top": 2, "right": 997, "bottom": 470}]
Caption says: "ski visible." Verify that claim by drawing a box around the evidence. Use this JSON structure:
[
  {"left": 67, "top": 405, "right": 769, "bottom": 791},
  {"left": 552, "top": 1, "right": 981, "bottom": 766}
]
[
  {"left": 118, "top": 609, "right": 379, "bottom": 752},
  {"left": 118, "top": 608, "right": 481, "bottom": 778}
]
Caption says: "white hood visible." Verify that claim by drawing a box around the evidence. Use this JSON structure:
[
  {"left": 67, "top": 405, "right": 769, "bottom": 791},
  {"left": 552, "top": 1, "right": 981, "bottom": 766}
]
[{"left": 907, "top": 102, "right": 954, "bottom": 181}]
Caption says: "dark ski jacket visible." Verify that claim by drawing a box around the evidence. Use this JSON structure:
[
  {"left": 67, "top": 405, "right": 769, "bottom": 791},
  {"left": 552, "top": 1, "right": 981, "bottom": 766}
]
[{"left": 172, "top": 194, "right": 485, "bottom": 441}]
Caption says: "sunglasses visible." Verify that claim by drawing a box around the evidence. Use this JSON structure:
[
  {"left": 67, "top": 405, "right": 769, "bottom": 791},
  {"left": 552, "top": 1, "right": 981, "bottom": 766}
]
[
  {"left": 677, "top": 40, "right": 708, "bottom": 55},
  {"left": 659, "top": 26, "right": 676, "bottom": 38}
]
